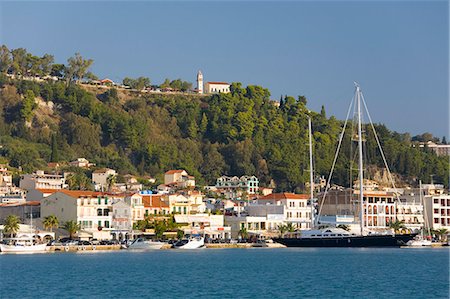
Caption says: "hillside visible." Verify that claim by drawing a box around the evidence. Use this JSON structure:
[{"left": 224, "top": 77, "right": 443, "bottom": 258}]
[{"left": 0, "top": 75, "right": 448, "bottom": 190}]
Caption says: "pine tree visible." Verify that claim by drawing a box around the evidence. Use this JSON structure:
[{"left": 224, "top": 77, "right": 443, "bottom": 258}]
[{"left": 50, "top": 133, "right": 59, "bottom": 162}]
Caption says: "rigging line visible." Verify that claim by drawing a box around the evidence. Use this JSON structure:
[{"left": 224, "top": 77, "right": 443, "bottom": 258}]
[
  {"left": 360, "top": 92, "right": 400, "bottom": 202},
  {"left": 317, "top": 94, "right": 355, "bottom": 222}
]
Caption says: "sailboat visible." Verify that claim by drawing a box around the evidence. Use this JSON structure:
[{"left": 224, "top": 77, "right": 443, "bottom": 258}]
[
  {"left": 406, "top": 181, "right": 432, "bottom": 246},
  {"left": 0, "top": 209, "right": 47, "bottom": 253},
  {"left": 274, "top": 84, "right": 417, "bottom": 247}
]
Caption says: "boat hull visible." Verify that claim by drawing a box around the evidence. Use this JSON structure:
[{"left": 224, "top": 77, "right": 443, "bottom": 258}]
[
  {"left": 0, "top": 243, "right": 48, "bottom": 253},
  {"left": 273, "top": 234, "right": 417, "bottom": 247},
  {"left": 127, "top": 241, "right": 165, "bottom": 250},
  {"left": 173, "top": 237, "right": 205, "bottom": 249}
]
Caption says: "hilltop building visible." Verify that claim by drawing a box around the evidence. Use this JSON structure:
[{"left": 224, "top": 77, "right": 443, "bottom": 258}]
[
  {"left": 19, "top": 170, "right": 66, "bottom": 191},
  {"left": 195, "top": 70, "right": 230, "bottom": 94},
  {"left": 196, "top": 70, "right": 203, "bottom": 94}
]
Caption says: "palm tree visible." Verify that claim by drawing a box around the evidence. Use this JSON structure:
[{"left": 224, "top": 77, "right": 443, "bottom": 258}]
[
  {"left": 277, "top": 224, "right": 288, "bottom": 238},
  {"left": 286, "top": 223, "right": 296, "bottom": 237},
  {"left": 3, "top": 214, "right": 21, "bottom": 237},
  {"left": 63, "top": 220, "right": 80, "bottom": 239},
  {"left": 239, "top": 227, "right": 249, "bottom": 240},
  {"left": 434, "top": 228, "right": 449, "bottom": 242},
  {"left": 106, "top": 174, "right": 117, "bottom": 192},
  {"left": 43, "top": 215, "right": 59, "bottom": 232},
  {"left": 388, "top": 219, "right": 406, "bottom": 234}
]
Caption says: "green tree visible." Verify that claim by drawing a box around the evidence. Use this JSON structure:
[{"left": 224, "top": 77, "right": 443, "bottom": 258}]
[
  {"left": 277, "top": 224, "right": 288, "bottom": 237},
  {"left": 388, "top": 219, "right": 406, "bottom": 234},
  {"left": 43, "top": 215, "right": 59, "bottom": 233},
  {"left": 11, "top": 48, "right": 28, "bottom": 76},
  {"left": 3, "top": 214, "right": 21, "bottom": 237},
  {"left": 63, "top": 220, "right": 80, "bottom": 239},
  {"left": 50, "top": 133, "right": 59, "bottom": 162},
  {"left": 20, "top": 90, "right": 37, "bottom": 121},
  {"left": 0, "top": 45, "right": 12, "bottom": 73},
  {"left": 106, "top": 174, "right": 117, "bottom": 191},
  {"left": 239, "top": 227, "right": 249, "bottom": 240},
  {"left": 66, "top": 52, "right": 94, "bottom": 84},
  {"left": 434, "top": 228, "right": 448, "bottom": 242}
]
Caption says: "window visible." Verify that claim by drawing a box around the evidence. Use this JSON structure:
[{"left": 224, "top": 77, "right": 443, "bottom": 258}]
[
  {"left": 104, "top": 221, "right": 110, "bottom": 228},
  {"left": 97, "top": 209, "right": 103, "bottom": 216},
  {"left": 104, "top": 209, "right": 109, "bottom": 216},
  {"left": 98, "top": 221, "right": 102, "bottom": 227},
  {"left": 98, "top": 198, "right": 101, "bottom": 205},
  {"left": 183, "top": 207, "right": 187, "bottom": 214}
]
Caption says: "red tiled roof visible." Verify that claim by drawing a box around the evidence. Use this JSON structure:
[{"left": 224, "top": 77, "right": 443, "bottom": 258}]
[
  {"left": 0, "top": 201, "right": 40, "bottom": 207},
  {"left": 165, "top": 170, "right": 185, "bottom": 175},
  {"left": 207, "top": 82, "right": 229, "bottom": 85},
  {"left": 58, "top": 190, "right": 104, "bottom": 198},
  {"left": 142, "top": 195, "right": 169, "bottom": 208},
  {"left": 260, "top": 193, "right": 309, "bottom": 200}
]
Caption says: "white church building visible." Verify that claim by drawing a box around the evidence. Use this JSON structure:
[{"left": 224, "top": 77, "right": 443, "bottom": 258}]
[{"left": 197, "top": 70, "right": 230, "bottom": 94}]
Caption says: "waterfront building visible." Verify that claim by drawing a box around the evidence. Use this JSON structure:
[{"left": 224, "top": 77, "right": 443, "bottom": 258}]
[
  {"left": 92, "top": 168, "right": 117, "bottom": 191},
  {"left": 215, "top": 175, "right": 259, "bottom": 199},
  {"left": 204, "top": 82, "right": 230, "bottom": 94},
  {"left": 0, "top": 201, "right": 40, "bottom": 223},
  {"left": 0, "top": 223, "right": 54, "bottom": 242},
  {"left": 111, "top": 200, "right": 132, "bottom": 240},
  {"left": 167, "top": 192, "right": 205, "bottom": 215},
  {"left": 255, "top": 193, "right": 312, "bottom": 230},
  {"left": 142, "top": 194, "right": 170, "bottom": 216},
  {"left": 41, "top": 190, "right": 114, "bottom": 240},
  {"left": 225, "top": 215, "right": 268, "bottom": 239},
  {"left": 174, "top": 214, "right": 231, "bottom": 239},
  {"left": 19, "top": 170, "right": 66, "bottom": 191},
  {"left": 424, "top": 193, "right": 450, "bottom": 231}
]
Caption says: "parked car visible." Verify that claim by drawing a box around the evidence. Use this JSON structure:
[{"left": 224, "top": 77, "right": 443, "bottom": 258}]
[{"left": 78, "top": 240, "right": 92, "bottom": 246}]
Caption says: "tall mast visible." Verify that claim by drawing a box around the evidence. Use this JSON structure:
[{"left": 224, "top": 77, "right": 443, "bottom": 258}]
[
  {"left": 356, "top": 84, "right": 365, "bottom": 236},
  {"left": 308, "top": 116, "right": 314, "bottom": 229}
]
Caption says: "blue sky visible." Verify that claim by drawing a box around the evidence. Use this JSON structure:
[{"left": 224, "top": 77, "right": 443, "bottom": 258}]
[{"left": 1, "top": 1, "right": 448, "bottom": 138}]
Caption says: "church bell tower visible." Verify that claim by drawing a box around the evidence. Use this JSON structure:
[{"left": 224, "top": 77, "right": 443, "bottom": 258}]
[{"left": 197, "top": 70, "right": 203, "bottom": 94}]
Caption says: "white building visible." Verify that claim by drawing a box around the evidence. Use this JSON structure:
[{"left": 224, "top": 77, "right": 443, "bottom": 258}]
[
  {"left": 174, "top": 214, "right": 231, "bottom": 239},
  {"left": 41, "top": 190, "right": 114, "bottom": 240},
  {"left": 196, "top": 70, "right": 203, "bottom": 94},
  {"left": 19, "top": 170, "right": 66, "bottom": 191},
  {"left": 204, "top": 82, "right": 230, "bottom": 94},
  {"left": 256, "top": 192, "right": 312, "bottom": 230},
  {"left": 69, "top": 158, "right": 95, "bottom": 168},
  {"left": 163, "top": 169, "right": 195, "bottom": 189},
  {"left": 216, "top": 175, "right": 259, "bottom": 199},
  {"left": 92, "top": 168, "right": 117, "bottom": 191},
  {"left": 424, "top": 194, "right": 450, "bottom": 231}
]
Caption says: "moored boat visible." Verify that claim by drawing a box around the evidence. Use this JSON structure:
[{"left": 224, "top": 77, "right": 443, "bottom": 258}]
[
  {"left": 0, "top": 237, "right": 48, "bottom": 253},
  {"left": 172, "top": 235, "right": 205, "bottom": 249},
  {"left": 127, "top": 238, "right": 166, "bottom": 250},
  {"left": 274, "top": 84, "right": 417, "bottom": 248}
]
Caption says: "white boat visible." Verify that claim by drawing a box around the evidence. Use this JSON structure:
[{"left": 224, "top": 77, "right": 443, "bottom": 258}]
[
  {"left": 406, "top": 236, "right": 432, "bottom": 247},
  {"left": 0, "top": 237, "right": 48, "bottom": 253},
  {"left": 172, "top": 236, "right": 205, "bottom": 249},
  {"left": 0, "top": 208, "right": 47, "bottom": 253},
  {"left": 127, "top": 238, "right": 166, "bottom": 250},
  {"left": 406, "top": 181, "right": 432, "bottom": 247}
]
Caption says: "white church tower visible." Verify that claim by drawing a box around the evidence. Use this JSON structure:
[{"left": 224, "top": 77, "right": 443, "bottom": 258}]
[{"left": 197, "top": 70, "right": 203, "bottom": 94}]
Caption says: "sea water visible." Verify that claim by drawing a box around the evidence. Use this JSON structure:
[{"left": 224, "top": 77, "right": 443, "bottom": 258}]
[{"left": 0, "top": 248, "right": 448, "bottom": 298}]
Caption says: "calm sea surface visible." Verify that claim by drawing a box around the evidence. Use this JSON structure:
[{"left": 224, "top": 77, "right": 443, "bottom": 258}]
[{"left": 0, "top": 248, "right": 448, "bottom": 298}]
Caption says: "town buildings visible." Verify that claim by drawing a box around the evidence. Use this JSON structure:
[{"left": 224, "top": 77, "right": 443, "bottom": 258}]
[
  {"left": 215, "top": 175, "right": 259, "bottom": 199},
  {"left": 19, "top": 170, "right": 66, "bottom": 191},
  {"left": 92, "top": 168, "right": 117, "bottom": 191}
]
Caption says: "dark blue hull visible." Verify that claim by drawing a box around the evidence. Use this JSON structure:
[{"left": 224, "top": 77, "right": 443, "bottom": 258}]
[{"left": 273, "top": 234, "right": 417, "bottom": 247}]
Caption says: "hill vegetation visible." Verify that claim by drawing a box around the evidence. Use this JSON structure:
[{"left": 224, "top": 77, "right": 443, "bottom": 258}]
[{"left": 0, "top": 46, "right": 448, "bottom": 190}]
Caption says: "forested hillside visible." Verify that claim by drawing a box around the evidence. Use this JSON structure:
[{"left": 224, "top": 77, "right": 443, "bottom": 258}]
[
  {"left": 0, "top": 76, "right": 448, "bottom": 190},
  {"left": 0, "top": 45, "right": 447, "bottom": 190}
]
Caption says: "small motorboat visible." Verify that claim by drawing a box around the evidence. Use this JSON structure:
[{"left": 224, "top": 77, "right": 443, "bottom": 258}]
[
  {"left": 127, "top": 238, "right": 166, "bottom": 250},
  {"left": 172, "top": 236, "right": 205, "bottom": 249}
]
